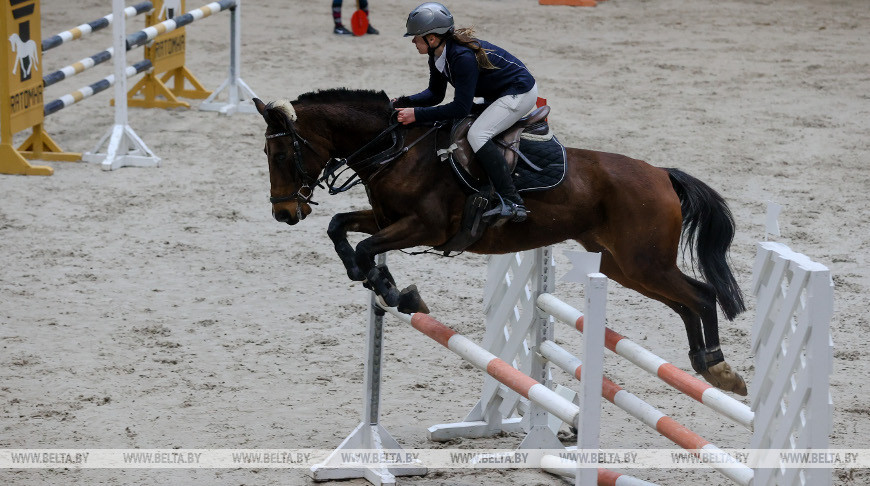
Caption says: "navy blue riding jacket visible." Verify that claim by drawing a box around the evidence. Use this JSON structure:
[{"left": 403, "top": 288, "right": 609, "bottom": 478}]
[{"left": 405, "top": 39, "right": 536, "bottom": 123}]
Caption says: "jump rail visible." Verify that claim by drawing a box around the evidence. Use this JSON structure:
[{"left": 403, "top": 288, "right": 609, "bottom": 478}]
[
  {"left": 41, "top": 1, "right": 152, "bottom": 52},
  {"left": 126, "top": 0, "right": 236, "bottom": 49},
  {"left": 539, "top": 340, "right": 753, "bottom": 485},
  {"left": 381, "top": 307, "right": 581, "bottom": 429},
  {"left": 44, "top": 60, "right": 152, "bottom": 116},
  {"left": 537, "top": 293, "right": 755, "bottom": 430},
  {"left": 43, "top": 49, "right": 116, "bottom": 88},
  {"left": 540, "top": 455, "right": 658, "bottom": 486}
]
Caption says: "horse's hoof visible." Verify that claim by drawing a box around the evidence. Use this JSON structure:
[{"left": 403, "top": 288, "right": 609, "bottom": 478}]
[
  {"left": 700, "top": 361, "right": 748, "bottom": 396},
  {"left": 397, "top": 285, "right": 429, "bottom": 314}
]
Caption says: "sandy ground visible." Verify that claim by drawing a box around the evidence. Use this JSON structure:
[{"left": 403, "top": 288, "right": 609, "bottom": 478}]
[{"left": 2, "top": 0, "right": 869, "bottom": 485}]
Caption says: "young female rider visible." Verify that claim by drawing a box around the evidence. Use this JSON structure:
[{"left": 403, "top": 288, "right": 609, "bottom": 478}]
[{"left": 393, "top": 2, "right": 538, "bottom": 222}]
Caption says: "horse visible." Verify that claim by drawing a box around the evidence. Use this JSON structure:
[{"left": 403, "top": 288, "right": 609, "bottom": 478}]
[{"left": 253, "top": 88, "right": 748, "bottom": 396}]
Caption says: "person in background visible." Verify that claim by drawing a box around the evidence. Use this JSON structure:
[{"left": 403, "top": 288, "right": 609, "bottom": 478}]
[
  {"left": 332, "top": 0, "right": 379, "bottom": 35},
  {"left": 393, "top": 3, "right": 537, "bottom": 222}
]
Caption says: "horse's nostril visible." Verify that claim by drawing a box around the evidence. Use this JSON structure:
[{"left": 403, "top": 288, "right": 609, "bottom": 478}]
[{"left": 274, "top": 209, "right": 292, "bottom": 222}]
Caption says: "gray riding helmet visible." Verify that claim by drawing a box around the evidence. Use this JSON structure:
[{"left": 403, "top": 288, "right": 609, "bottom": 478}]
[{"left": 404, "top": 2, "right": 454, "bottom": 37}]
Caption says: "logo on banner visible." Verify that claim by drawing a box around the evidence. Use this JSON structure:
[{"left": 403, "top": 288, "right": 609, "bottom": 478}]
[
  {"left": 7, "top": 0, "right": 39, "bottom": 83},
  {"left": 159, "top": 0, "right": 182, "bottom": 20},
  {"left": 8, "top": 32, "right": 38, "bottom": 79}
]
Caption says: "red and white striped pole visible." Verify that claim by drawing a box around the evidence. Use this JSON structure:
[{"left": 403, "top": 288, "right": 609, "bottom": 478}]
[
  {"left": 537, "top": 293, "right": 753, "bottom": 430},
  {"left": 383, "top": 307, "right": 580, "bottom": 428},
  {"left": 539, "top": 341, "right": 754, "bottom": 486}
]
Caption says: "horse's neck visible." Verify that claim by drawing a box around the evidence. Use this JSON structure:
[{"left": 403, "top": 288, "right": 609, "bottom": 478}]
[{"left": 303, "top": 108, "right": 389, "bottom": 159}]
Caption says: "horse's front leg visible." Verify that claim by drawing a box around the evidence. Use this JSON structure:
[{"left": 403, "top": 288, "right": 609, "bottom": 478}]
[
  {"left": 327, "top": 210, "right": 379, "bottom": 281},
  {"left": 353, "top": 216, "right": 435, "bottom": 314}
]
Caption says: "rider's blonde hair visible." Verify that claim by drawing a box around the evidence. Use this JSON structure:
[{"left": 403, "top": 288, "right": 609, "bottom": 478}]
[{"left": 445, "top": 26, "right": 497, "bottom": 70}]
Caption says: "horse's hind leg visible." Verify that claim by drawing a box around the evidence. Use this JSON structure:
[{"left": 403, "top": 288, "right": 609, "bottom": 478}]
[
  {"left": 682, "top": 276, "right": 747, "bottom": 395},
  {"left": 584, "top": 243, "right": 704, "bottom": 357},
  {"left": 579, "top": 240, "right": 747, "bottom": 395},
  {"left": 639, "top": 272, "right": 746, "bottom": 395}
]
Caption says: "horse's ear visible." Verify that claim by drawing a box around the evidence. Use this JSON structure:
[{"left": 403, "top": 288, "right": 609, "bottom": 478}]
[{"left": 253, "top": 98, "right": 267, "bottom": 117}]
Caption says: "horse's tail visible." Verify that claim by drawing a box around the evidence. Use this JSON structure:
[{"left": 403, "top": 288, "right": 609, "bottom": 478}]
[{"left": 666, "top": 167, "right": 745, "bottom": 320}]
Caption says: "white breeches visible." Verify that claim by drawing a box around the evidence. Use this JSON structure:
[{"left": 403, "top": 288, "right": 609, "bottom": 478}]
[{"left": 468, "top": 83, "right": 539, "bottom": 152}]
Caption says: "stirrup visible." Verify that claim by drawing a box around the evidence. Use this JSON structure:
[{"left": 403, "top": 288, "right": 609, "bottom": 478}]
[
  {"left": 511, "top": 203, "right": 528, "bottom": 223},
  {"left": 482, "top": 196, "right": 528, "bottom": 224}
]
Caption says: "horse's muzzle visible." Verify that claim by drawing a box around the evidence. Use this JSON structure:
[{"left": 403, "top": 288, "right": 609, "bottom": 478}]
[{"left": 272, "top": 202, "right": 309, "bottom": 225}]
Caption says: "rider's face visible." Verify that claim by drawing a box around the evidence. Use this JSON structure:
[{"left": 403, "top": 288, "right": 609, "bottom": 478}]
[{"left": 412, "top": 35, "right": 429, "bottom": 55}]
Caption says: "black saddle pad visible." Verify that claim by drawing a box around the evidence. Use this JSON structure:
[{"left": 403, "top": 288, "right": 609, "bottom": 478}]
[
  {"left": 447, "top": 135, "right": 568, "bottom": 194},
  {"left": 515, "top": 135, "right": 567, "bottom": 193}
]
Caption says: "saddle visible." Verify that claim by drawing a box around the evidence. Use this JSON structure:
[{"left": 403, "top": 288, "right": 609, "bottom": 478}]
[
  {"left": 443, "top": 105, "right": 551, "bottom": 182},
  {"left": 434, "top": 105, "right": 563, "bottom": 256}
]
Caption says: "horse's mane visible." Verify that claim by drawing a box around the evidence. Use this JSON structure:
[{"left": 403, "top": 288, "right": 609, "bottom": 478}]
[
  {"left": 295, "top": 88, "right": 389, "bottom": 106},
  {"left": 264, "top": 89, "right": 392, "bottom": 130},
  {"left": 294, "top": 88, "right": 392, "bottom": 119}
]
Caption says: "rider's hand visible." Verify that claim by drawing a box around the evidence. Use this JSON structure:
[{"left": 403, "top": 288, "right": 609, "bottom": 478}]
[{"left": 396, "top": 108, "right": 416, "bottom": 125}]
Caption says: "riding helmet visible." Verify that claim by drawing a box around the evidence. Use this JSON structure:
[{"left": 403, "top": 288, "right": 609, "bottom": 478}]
[{"left": 404, "top": 2, "right": 454, "bottom": 37}]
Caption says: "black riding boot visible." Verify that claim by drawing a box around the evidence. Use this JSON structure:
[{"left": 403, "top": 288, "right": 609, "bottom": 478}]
[{"left": 475, "top": 140, "right": 527, "bottom": 222}]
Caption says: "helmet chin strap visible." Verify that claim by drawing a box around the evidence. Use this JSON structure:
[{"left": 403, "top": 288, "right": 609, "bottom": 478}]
[{"left": 426, "top": 35, "right": 446, "bottom": 56}]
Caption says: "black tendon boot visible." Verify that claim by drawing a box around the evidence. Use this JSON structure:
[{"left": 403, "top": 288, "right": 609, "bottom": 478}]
[{"left": 475, "top": 140, "right": 528, "bottom": 222}]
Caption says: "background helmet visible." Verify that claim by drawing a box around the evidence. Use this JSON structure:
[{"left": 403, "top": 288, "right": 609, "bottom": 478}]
[{"left": 404, "top": 2, "right": 454, "bottom": 37}]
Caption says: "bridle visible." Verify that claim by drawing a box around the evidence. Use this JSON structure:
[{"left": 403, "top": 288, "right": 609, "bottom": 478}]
[
  {"left": 265, "top": 128, "right": 321, "bottom": 207},
  {"left": 265, "top": 115, "right": 441, "bottom": 211}
]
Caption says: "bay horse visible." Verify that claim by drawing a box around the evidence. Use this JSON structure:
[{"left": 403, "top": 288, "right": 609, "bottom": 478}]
[{"left": 253, "top": 89, "right": 748, "bottom": 396}]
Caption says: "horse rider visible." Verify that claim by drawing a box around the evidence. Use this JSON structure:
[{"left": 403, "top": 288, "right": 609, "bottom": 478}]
[{"left": 393, "top": 2, "right": 538, "bottom": 223}]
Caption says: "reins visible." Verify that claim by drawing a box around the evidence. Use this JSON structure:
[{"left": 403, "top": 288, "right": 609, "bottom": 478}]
[
  {"left": 319, "top": 120, "right": 403, "bottom": 195},
  {"left": 321, "top": 120, "right": 445, "bottom": 195},
  {"left": 265, "top": 107, "right": 457, "bottom": 258},
  {"left": 266, "top": 116, "right": 444, "bottom": 205}
]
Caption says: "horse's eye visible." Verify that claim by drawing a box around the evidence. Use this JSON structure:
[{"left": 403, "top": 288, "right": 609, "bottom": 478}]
[{"left": 275, "top": 152, "right": 287, "bottom": 161}]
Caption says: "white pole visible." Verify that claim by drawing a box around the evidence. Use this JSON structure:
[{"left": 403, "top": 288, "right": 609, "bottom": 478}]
[
  {"left": 112, "top": 0, "right": 127, "bottom": 128},
  {"left": 200, "top": 0, "right": 257, "bottom": 115},
  {"left": 82, "top": 0, "right": 160, "bottom": 170},
  {"left": 576, "top": 273, "right": 606, "bottom": 486}
]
